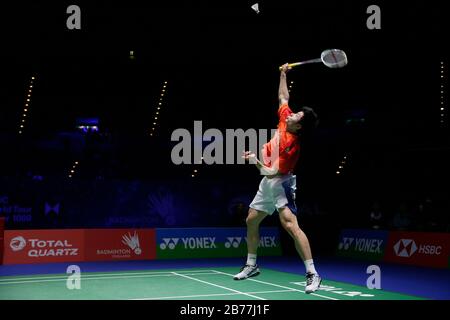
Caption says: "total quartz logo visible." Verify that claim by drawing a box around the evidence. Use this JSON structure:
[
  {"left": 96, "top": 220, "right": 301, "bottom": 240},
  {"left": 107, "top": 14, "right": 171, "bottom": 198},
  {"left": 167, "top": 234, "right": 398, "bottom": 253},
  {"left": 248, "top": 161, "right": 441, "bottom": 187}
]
[{"left": 9, "top": 236, "right": 79, "bottom": 257}]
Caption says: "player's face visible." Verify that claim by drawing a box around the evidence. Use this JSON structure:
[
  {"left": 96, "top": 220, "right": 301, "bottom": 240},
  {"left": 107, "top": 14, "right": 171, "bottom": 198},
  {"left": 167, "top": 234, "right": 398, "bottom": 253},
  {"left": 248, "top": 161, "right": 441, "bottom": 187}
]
[{"left": 286, "top": 111, "right": 304, "bottom": 132}]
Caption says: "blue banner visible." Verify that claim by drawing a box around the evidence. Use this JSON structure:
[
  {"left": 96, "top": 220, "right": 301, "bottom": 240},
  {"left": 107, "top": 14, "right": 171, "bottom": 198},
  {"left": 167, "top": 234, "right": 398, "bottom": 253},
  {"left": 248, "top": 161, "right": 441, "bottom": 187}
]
[
  {"left": 336, "top": 229, "right": 389, "bottom": 261},
  {"left": 156, "top": 227, "right": 282, "bottom": 259}
]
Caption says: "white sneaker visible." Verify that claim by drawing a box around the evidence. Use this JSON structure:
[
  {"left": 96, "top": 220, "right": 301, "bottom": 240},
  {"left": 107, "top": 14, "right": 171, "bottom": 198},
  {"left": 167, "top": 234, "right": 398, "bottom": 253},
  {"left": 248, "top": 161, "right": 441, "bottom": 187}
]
[
  {"left": 233, "top": 264, "right": 260, "bottom": 280},
  {"left": 305, "top": 272, "right": 322, "bottom": 293}
]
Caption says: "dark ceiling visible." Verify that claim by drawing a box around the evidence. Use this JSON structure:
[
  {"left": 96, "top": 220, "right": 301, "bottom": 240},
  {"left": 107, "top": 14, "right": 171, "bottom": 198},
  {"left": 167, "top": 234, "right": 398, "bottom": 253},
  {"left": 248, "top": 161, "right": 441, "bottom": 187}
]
[{"left": 0, "top": 0, "right": 448, "bottom": 187}]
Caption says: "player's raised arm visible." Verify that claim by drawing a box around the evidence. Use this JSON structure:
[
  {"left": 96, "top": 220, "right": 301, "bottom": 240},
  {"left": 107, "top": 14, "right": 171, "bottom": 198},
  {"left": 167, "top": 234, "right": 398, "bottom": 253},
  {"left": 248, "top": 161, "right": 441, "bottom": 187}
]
[{"left": 278, "top": 63, "right": 291, "bottom": 107}]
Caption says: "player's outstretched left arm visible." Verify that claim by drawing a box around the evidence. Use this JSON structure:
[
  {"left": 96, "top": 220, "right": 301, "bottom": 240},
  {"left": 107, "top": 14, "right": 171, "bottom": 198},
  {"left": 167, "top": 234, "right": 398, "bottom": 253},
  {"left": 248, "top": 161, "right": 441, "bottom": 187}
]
[{"left": 242, "top": 151, "right": 278, "bottom": 176}]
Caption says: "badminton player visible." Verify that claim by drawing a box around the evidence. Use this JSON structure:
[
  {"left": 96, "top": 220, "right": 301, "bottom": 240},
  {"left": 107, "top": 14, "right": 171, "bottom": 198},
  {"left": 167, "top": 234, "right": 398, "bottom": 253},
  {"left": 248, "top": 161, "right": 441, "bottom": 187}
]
[{"left": 233, "top": 63, "right": 321, "bottom": 293}]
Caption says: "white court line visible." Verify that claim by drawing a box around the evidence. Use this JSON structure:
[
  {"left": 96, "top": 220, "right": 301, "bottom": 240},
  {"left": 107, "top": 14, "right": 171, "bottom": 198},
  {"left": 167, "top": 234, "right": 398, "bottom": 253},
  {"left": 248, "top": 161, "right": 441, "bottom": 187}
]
[
  {"left": 132, "top": 289, "right": 296, "bottom": 300},
  {"left": 0, "top": 269, "right": 217, "bottom": 282},
  {"left": 172, "top": 272, "right": 266, "bottom": 301},
  {"left": 212, "top": 270, "right": 339, "bottom": 301},
  {"left": 0, "top": 272, "right": 218, "bottom": 285}
]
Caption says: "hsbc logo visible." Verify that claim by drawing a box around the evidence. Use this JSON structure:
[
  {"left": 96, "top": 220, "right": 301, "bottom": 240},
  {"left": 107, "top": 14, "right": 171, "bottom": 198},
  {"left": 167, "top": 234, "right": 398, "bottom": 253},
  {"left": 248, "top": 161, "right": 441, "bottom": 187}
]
[
  {"left": 394, "top": 239, "right": 442, "bottom": 257},
  {"left": 224, "top": 237, "right": 242, "bottom": 249},
  {"left": 393, "top": 239, "right": 417, "bottom": 257},
  {"left": 10, "top": 236, "right": 27, "bottom": 251},
  {"left": 419, "top": 245, "right": 442, "bottom": 255}
]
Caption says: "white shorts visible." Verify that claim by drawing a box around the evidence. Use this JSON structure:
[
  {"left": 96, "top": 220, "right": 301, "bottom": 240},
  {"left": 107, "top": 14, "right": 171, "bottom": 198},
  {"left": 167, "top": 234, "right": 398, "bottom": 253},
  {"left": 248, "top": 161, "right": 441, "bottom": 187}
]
[{"left": 249, "top": 174, "right": 297, "bottom": 215}]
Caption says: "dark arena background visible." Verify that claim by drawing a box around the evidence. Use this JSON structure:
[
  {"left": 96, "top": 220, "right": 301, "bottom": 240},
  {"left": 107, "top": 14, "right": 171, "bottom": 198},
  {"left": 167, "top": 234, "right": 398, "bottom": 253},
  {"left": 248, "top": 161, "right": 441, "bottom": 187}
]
[{"left": 0, "top": 0, "right": 449, "bottom": 309}]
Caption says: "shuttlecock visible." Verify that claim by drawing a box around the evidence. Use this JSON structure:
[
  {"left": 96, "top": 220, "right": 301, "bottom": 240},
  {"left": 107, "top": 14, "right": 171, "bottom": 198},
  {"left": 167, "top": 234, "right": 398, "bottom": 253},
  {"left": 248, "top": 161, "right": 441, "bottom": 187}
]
[{"left": 251, "top": 3, "right": 259, "bottom": 14}]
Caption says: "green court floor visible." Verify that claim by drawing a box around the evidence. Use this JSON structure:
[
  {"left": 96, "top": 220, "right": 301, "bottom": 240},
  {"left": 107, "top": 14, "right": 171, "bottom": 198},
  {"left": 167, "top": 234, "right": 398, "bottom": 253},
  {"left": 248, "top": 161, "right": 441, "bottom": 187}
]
[{"left": 0, "top": 267, "right": 424, "bottom": 300}]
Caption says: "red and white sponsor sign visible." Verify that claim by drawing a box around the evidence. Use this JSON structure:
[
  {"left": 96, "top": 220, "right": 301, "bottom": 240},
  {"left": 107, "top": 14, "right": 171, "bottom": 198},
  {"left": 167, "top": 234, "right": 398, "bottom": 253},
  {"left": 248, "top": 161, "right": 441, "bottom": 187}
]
[
  {"left": 84, "top": 229, "right": 156, "bottom": 261},
  {"left": 384, "top": 231, "right": 450, "bottom": 268},
  {"left": 3, "top": 229, "right": 84, "bottom": 264}
]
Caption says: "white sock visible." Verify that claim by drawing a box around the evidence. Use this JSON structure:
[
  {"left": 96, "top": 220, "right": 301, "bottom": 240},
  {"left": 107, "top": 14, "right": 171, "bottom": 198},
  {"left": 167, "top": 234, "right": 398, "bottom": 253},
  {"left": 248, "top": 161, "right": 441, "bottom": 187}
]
[
  {"left": 246, "top": 253, "right": 257, "bottom": 266},
  {"left": 304, "top": 259, "right": 317, "bottom": 274}
]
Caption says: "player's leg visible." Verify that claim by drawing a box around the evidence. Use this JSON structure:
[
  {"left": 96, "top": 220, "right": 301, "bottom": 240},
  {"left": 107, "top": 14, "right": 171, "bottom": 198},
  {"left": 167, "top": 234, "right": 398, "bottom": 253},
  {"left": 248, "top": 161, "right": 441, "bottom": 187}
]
[
  {"left": 233, "top": 208, "right": 269, "bottom": 280},
  {"left": 278, "top": 206, "right": 322, "bottom": 293},
  {"left": 246, "top": 208, "right": 269, "bottom": 258},
  {"left": 278, "top": 207, "right": 313, "bottom": 260},
  {"left": 274, "top": 175, "right": 322, "bottom": 292},
  {"left": 234, "top": 177, "right": 274, "bottom": 280}
]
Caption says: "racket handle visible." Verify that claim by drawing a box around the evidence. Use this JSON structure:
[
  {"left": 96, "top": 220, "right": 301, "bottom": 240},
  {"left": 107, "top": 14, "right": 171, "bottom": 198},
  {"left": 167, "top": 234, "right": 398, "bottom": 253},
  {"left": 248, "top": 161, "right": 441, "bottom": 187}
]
[
  {"left": 278, "top": 63, "right": 296, "bottom": 71},
  {"left": 279, "top": 58, "right": 322, "bottom": 70}
]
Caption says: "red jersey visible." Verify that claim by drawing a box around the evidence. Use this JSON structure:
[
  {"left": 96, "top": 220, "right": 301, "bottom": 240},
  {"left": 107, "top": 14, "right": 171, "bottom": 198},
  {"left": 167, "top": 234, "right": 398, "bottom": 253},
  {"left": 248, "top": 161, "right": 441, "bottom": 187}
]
[{"left": 262, "top": 103, "right": 300, "bottom": 174}]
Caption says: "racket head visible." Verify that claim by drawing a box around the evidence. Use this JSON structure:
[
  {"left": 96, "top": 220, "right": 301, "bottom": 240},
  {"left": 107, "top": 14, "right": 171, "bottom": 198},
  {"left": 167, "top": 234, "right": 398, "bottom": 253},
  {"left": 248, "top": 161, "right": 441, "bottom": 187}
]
[{"left": 321, "top": 49, "right": 348, "bottom": 68}]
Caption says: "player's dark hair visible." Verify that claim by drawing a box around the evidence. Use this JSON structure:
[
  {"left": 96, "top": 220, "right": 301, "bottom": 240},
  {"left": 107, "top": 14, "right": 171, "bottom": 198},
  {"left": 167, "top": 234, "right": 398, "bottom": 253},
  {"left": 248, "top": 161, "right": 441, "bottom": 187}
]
[{"left": 298, "top": 106, "right": 319, "bottom": 136}]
